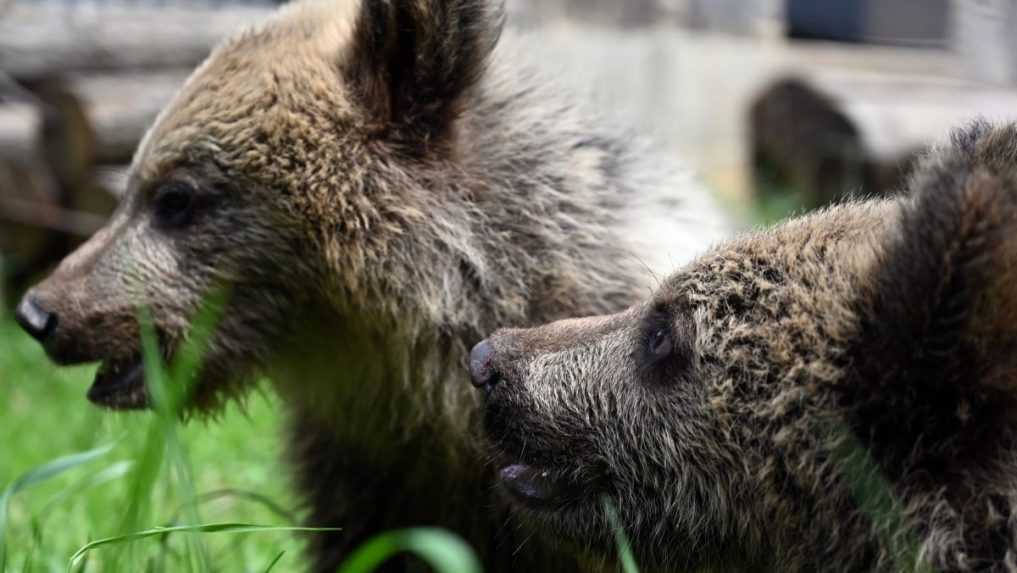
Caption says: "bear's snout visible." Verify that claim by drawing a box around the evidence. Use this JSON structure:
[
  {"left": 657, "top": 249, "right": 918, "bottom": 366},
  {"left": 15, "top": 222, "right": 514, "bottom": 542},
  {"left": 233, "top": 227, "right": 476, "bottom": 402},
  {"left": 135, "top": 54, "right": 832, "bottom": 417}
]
[{"left": 15, "top": 293, "right": 59, "bottom": 345}]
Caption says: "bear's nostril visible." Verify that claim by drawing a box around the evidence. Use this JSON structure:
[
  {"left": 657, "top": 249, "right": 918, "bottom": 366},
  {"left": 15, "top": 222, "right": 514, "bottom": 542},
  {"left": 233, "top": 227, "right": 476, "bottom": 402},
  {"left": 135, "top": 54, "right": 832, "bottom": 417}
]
[
  {"left": 469, "top": 339, "right": 500, "bottom": 389},
  {"left": 14, "top": 295, "right": 58, "bottom": 343}
]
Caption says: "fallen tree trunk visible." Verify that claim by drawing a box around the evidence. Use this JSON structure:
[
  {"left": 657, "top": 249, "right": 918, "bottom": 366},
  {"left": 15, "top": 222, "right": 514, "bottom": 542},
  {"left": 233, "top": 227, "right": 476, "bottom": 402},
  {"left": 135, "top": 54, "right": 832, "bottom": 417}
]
[
  {"left": 66, "top": 71, "right": 190, "bottom": 164},
  {"left": 0, "top": 4, "right": 271, "bottom": 80},
  {"left": 0, "top": 77, "right": 121, "bottom": 294},
  {"left": 0, "top": 102, "right": 38, "bottom": 165},
  {"left": 0, "top": 71, "right": 189, "bottom": 165}
]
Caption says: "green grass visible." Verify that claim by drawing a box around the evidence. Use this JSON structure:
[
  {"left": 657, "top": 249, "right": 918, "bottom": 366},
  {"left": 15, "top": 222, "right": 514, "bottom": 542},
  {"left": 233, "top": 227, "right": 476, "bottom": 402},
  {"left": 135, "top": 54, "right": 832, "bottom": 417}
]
[
  {"left": 0, "top": 316, "right": 308, "bottom": 572},
  {"left": 0, "top": 313, "right": 485, "bottom": 573}
]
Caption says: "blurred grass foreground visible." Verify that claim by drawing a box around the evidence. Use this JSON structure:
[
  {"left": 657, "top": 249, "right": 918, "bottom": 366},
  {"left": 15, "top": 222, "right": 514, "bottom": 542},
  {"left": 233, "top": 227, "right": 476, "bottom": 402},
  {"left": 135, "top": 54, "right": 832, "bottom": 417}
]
[
  {"left": 0, "top": 316, "right": 311, "bottom": 571},
  {"left": 0, "top": 314, "right": 485, "bottom": 573}
]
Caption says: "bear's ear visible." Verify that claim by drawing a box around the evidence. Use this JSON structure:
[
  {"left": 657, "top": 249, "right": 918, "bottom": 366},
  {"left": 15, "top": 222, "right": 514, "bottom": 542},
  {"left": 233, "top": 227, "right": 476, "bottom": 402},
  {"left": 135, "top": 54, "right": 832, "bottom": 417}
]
[
  {"left": 849, "top": 121, "right": 1017, "bottom": 454},
  {"left": 343, "top": 0, "right": 503, "bottom": 149}
]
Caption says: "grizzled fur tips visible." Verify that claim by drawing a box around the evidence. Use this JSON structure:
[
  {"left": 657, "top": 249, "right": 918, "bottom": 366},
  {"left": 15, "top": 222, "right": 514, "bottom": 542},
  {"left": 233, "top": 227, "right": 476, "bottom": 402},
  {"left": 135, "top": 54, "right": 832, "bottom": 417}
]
[
  {"left": 14, "top": 0, "right": 732, "bottom": 571},
  {"left": 476, "top": 121, "right": 1017, "bottom": 572}
]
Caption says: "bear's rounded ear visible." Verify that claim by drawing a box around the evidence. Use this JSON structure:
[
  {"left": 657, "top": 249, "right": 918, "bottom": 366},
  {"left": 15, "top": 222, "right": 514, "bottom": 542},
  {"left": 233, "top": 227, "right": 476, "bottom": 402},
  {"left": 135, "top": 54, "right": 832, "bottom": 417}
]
[
  {"left": 848, "top": 121, "right": 1017, "bottom": 451},
  {"left": 343, "top": 0, "right": 504, "bottom": 150}
]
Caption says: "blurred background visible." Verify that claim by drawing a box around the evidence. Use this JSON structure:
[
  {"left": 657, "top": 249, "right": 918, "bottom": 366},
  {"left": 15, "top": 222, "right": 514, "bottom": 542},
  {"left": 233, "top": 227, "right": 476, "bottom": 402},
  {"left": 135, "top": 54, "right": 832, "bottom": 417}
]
[
  {"left": 5, "top": 0, "right": 1017, "bottom": 307},
  {"left": 3, "top": 0, "right": 1017, "bottom": 570}
]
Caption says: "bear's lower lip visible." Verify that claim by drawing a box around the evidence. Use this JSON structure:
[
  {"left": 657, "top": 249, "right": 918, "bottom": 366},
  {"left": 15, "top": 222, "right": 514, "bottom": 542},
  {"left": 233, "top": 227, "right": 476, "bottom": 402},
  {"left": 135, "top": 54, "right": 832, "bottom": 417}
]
[
  {"left": 88, "top": 356, "right": 149, "bottom": 410},
  {"left": 498, "top": 463, "right": 575, "bottom": 509}
]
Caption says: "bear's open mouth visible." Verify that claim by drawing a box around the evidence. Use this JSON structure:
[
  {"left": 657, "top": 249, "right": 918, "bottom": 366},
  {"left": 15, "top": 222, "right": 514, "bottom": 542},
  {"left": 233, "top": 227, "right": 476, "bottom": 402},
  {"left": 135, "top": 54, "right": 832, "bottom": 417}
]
[
  {"left": 88, "top": 355, "right": 149, "bottom": 410},
  {"left": 496, "top": 462, "right": 587, "bottom": 510}
]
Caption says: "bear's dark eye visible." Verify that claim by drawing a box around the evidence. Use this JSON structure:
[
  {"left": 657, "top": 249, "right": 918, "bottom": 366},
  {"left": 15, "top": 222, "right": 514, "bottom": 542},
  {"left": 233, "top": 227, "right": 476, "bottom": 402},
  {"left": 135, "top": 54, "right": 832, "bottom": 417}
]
[
  {"left": 648, "top": 327, "right": 672, "bottom": 360},
  {"left": 152, "top": 182, "right": 197, "bottom": 229},
  {"left": 639, "top": 304, "right": 695, "bottom": 387}
]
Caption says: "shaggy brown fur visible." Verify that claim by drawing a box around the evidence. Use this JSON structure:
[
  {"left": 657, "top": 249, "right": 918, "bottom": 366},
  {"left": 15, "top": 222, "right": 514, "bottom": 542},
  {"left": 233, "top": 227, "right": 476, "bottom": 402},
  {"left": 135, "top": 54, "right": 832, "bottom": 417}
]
[
  {"left": 12, "top": 0, "right": 730, "bottom": 571},
  {"left": 476, "top": 121, "right": 1017, "bottom": 572}
]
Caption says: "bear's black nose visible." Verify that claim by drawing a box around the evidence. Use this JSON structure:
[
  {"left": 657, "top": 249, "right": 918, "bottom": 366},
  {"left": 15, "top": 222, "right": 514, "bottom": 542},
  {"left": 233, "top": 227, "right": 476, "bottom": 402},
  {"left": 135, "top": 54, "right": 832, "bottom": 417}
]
[
  {"left": 469, "top": 339, "right": 500, "bottom": 390},
  {"left": 15, "top": 294, "right": 58, "bottom": 343}
]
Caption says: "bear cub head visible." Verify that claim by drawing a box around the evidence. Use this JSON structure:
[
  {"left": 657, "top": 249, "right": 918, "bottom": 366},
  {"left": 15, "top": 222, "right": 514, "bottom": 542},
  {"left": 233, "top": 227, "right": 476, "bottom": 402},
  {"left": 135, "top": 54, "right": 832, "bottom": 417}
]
[
  {"left": 13, "top": 0, "right": 501, "bottom": 411},
  {"left": 473, "top": 121, "right": 1017, "bottom": 572}
]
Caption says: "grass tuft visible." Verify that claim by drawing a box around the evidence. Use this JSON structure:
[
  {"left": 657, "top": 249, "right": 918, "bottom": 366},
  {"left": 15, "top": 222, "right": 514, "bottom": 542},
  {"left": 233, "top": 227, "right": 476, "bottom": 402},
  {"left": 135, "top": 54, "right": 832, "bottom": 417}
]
[
  {"left": 337, "top": 527, "right": 482, "bottom": 573},
  {"left": 0, "top": 445, "right": 114, "bottom": 573},
  {"left": 1, "top": 296, "right": 483, "bottom": 573},
  {"left": 68, "top": 523, "right": 341, "bottom": 570}
]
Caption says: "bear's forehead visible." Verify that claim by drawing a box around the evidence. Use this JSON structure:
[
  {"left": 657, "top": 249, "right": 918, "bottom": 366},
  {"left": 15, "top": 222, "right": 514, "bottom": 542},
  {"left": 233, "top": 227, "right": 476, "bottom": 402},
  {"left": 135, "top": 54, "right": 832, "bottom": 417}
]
[
  {"left": 661, "top": 200, "right": 898, "bottom": 309},
  {"left": 652, "top": 204, "right": 901, "bottom": 398},
  {"left": 132, "top": 0, "right": 362, "bottom": 183}
]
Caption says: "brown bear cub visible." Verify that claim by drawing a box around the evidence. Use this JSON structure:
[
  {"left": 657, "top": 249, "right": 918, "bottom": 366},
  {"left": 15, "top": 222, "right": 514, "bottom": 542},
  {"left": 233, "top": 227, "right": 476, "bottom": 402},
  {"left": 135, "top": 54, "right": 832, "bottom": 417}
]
[
  {"left": 474, "top": 121, "right": 1017, "bottom": 572},
  {"left": 12, "top": 0, "right": 729, "bottom": 571}
]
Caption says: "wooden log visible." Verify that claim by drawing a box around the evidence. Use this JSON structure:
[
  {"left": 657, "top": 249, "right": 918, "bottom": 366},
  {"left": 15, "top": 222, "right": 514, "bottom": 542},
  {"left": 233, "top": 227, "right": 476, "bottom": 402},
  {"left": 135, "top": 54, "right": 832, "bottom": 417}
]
[
  {"left": 0, "top": 161, "right": 59, "bottom": 251},
  {"left": 30, "top": 78, "right": 97, "bottom": 192},
  {"left": 0, "top": 102, "right": 39, "bottom": 165},
  {"left": 0, "top": 4, "right": 271, "bottom": 80},
  {"left": 33, "top": 79, "right": 119, "bottom": 219},
  {"left": 65, "top": 71, "right": 188, "bottom": 164},
  {"left": 0, "top": 194, "right": 107, "bottom": 239},
  {"left": 0, "top": 78, "right": 119, "bottom": 299},
  {"left": 0, "top": 159, "right": 71, "bottom": 299},
  {"left": 0, "top": 71, "right": 188, "bottom": 166}
]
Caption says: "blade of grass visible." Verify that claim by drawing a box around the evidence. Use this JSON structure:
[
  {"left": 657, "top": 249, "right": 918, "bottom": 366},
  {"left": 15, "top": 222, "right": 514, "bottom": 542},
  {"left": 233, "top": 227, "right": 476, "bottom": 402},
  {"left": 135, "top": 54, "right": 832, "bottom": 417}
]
[
  {"left": 337, "top": 528, "right": 481, "bottom": 573},
  {"left": 832, "top": 425, "right": 934, "bottom": 573},
  {"left": 36, "top": 462, "right": 133, "bottom": 525},
  {"left": 170, "top": 489, "right": 297, "bottom": 525},
  {"left": 68, "top": 523, "right": 340, "bottom": 570},
  {"left": 111, "top": 422, "right": 166, "bottom": 570},
  {"left": 261, "top": 550, "right": 285, "bottom": 573},
  {"left": 139, "top": 310, "right": 211, "bottom": 573},
  {"left": 18, "top": 543, "right": 33, "bottom": 573},
  {"left": 602, "top": 498, "right": 639, "bottom": 573},
  {"left": 113, "top": 287, "right": 228, "bottom": 571},
  {"left": 0, "top": 444, "right": 113, "bottom": 573},
  {"left": 28, "top": 460, "right": 134, "bottom": 569},
  {"left": 140, "top": 285, "right": 227, "bottom": 569},
  {"left": 145, "top": 286, "right": 229, "bottom": 571},
  {"left": 167, "top": 285, "right": 230, "bottom": 406}
]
